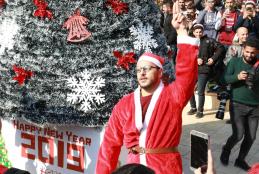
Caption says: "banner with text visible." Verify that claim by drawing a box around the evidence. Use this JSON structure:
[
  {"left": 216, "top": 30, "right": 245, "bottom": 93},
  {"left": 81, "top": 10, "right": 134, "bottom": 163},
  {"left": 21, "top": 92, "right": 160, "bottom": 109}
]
[{"left": 1, "top": 119, "right": 104, "bottom": 174}]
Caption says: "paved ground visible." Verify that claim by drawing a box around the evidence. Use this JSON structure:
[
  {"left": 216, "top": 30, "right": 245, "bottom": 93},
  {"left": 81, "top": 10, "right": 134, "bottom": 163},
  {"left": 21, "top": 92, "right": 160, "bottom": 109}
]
[{"left": 180, "top": 100, "right": 259, "bottom": 174}]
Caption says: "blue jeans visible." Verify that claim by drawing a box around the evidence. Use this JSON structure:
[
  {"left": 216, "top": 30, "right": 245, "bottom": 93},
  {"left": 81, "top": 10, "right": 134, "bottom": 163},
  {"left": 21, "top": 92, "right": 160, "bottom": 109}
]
[
  {"left": 189, "top": 73, "right": 210, "bottom": 112},
  {"left": 224, "top": 101, "right": 259, "bottom": 160}
]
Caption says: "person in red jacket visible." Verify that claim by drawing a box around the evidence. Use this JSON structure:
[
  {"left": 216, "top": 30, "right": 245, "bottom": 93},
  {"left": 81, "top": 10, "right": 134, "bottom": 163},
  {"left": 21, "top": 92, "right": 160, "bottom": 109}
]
[
  {"left": 216, "top": 0, "right": 240, "bottom": 47},
  {"left": 96, "top": 14, "right": 199, "bottom": 174}
]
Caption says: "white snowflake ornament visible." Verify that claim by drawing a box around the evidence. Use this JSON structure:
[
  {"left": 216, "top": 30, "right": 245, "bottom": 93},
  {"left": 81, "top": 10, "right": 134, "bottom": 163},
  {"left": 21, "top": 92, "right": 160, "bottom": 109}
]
[
  {"left": 0, "top": 18, "right": 20, "bottom": 55},
  {"left": 130, "top": 22, "right": 158, "bottom": 52},
  {"left": 66, "top": 70, "right": 106, "bottom": 112}
]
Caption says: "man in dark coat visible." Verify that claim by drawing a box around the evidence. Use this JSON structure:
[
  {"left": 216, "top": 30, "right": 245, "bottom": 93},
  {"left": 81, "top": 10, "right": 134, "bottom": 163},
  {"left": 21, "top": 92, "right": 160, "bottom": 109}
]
[
  {"left": 161, "top": 0, "right": 178, "bottom": 65},
  {"left": 187, "top": 24, "right": 225, "bottom": 118}
]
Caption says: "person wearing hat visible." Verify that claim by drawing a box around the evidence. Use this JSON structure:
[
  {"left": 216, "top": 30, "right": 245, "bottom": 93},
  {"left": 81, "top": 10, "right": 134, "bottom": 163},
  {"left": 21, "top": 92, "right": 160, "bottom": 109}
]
[
  {"left": 96, "top": 14, "right": 199, "bottom": 174},
  {"left": 187, "top": 23, "right": 225, "bottom": 118},
  {"left": 216, "top": 0, "right": 240, "bottom": 47},
  {"left": 233, "top": 0, "right": 259, "bottom": 38}
]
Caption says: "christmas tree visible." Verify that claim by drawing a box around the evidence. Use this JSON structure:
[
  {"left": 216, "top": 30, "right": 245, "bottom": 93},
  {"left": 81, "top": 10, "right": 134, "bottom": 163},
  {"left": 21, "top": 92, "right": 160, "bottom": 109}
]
[
  {"left": 0, "top": 135, "right": 12, "bottom": 168},
  {"left": 0, "top": 0, "right": 171, "bottom": 126}
]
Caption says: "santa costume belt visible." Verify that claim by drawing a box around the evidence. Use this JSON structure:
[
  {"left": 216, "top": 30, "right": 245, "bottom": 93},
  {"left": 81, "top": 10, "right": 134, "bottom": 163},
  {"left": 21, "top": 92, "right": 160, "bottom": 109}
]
[{"left": 128, "top": 146, "right": 178, "bottom": 155}]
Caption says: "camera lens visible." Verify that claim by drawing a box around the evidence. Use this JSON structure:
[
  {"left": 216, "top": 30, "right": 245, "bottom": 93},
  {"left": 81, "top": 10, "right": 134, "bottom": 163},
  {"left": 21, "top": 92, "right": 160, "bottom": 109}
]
[{"left": 246, "top": 7, "right": 253, "bottom": 11}]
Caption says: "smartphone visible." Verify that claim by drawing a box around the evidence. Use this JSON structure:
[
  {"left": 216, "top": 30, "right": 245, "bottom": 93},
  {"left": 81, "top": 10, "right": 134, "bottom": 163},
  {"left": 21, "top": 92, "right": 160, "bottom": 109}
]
[{"left": 190, "top": 130, "right": 209, "bottom": 171}]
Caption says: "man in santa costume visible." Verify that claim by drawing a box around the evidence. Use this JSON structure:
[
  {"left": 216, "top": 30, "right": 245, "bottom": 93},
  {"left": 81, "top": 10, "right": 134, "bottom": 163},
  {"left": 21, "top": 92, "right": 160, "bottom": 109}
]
[{"left": 96, "top": 14, "right": 200, "bottom": 174}]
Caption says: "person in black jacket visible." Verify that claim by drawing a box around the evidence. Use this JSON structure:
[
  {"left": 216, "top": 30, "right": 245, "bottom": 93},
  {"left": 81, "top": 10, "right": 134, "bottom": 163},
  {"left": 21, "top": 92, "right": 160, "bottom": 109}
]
[
  {"left": 161, "top": 0, "right": 178, "bottom": 65},
  {"left": 233, "top": 1, "right": 259, "bottom": 39},
  {"left": 187, "top": 24, "right": 225, "bottom": 118}
]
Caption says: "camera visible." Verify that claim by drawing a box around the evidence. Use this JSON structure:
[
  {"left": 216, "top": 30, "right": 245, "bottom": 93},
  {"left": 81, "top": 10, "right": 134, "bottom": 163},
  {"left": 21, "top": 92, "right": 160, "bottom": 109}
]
[
  {"left": 245, "top": 70, "right": 256, "bottom": 90},
  {"left": 246, "top": 7, "right": 253, "bottom": 11},
  {"left": 215, "top": 90, "right": 230, "bottom": 120}
]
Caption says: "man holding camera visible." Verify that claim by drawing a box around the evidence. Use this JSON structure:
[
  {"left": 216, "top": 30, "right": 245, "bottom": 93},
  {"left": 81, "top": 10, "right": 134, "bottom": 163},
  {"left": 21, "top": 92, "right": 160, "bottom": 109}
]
[
  {"left": 220, "top": 38, "right": 259, "bottom": 171},
  {"left": 233, "top": 1, "right": 259, "bottom": 38}
]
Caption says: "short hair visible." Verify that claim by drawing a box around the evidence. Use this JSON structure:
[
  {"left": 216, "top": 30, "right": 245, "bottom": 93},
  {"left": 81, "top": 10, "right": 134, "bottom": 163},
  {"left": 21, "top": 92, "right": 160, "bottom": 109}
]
[
  {"left": 186, "top": 3, "right": 196, "bottom": 9},
  {"left": 243, "top": 37, "right": 259, "bottom": 50},
  {"left": 112, "top": 164, "right": 155, "bottom": 174},
  {"left": 236, "top": 27, "right": 248, "bottom": 34},
  {"left": 162, "top": 0, "right": 173, "bottom": 6},
  {"left": 248, "top": 163, "right": 259, "bottom": 174}
]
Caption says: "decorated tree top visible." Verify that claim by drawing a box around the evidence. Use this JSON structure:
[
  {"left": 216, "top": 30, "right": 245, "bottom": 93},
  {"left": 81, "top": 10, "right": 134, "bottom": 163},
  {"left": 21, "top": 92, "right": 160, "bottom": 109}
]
[{"left": 0, "top": 0, "right": 171, "bottom": 127}]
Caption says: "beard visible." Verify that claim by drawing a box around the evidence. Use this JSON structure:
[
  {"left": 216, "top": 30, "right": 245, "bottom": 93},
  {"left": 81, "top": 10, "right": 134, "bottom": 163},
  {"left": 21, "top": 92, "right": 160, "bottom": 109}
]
[
  {"left": 137, "top": 77, "right": 161, "bottom": 92},
  {"left": 138, "top": 79, "right": 154, "bottom": 90},
  {"left": 243, "top": 56, "right": 257, "bottom": 65}
]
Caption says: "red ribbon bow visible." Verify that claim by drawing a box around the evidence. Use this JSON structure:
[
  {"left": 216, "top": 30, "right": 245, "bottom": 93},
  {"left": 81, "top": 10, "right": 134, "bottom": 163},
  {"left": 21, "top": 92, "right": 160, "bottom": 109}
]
[
  {"left": 106, "top": 0, "right": 128, "bottom": 15},
  {"left": 13, "top": 65, "right": 33, "bottom": 86},
  {"left": 33, "top": 0, "right": 53, "bottom": 20},
  {"left": 113, "top": 51, "right": 136, "bottom": 70}
]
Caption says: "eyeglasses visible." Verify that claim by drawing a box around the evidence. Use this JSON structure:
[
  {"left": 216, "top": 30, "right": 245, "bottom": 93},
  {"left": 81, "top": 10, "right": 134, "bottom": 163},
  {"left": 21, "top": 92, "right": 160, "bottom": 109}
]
[{"left": 136, "top": 65, "right": 160, "bottom": 73}]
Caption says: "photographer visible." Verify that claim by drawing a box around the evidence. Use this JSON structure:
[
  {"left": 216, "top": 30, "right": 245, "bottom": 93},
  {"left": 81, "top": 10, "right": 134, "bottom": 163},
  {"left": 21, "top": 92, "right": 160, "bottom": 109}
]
[
  {"left": 233, "top": 1, "right": 259, "bottom": 39},
  {"left": 220, "top": 38, "right": 259, "bottom": 171}
]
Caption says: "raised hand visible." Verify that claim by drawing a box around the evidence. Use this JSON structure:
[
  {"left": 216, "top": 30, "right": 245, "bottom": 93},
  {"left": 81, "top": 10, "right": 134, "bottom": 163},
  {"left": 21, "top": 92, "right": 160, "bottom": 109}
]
[
  {"left": 222, "top": 9, "right": 230, "bottom": 20},
  {"left": 243, "top": 10, "right": 249, "bottom": 19},
  {"left": 173, "top": 0, "right": 180, "bottom": 14},
  {"left": 230, "top": 47, "right": 237, "bottom": 56},
  {"left": 171, "top": 13, "right": 188, "bottom": 36}
]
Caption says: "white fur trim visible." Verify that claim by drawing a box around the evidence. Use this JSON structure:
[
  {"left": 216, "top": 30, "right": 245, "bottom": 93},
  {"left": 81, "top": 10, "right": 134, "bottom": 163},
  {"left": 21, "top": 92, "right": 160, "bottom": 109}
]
[
  {"left": 134, "top": 81, "right": 164, "bottom": 166},
  {"left": 177, "top": 36, "right": 200, "bottom": 46},
  {"left": 138, "top": 56, "right": 163, "bottom": 69},
  {"left": 245, "top": 0, "right": 256, "bottom": 6}
]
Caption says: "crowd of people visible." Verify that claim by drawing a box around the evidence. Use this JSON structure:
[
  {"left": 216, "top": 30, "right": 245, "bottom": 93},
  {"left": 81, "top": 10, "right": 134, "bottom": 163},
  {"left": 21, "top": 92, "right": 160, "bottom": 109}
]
[
  {"left": 95, "top": 0, "right": 259, "bottom": 173},
  {"left": 159, "top": 0, "right": 259, "bottom": 173},
  {"left": 159, "top": 0, "right": 259, "bottom": 118}
]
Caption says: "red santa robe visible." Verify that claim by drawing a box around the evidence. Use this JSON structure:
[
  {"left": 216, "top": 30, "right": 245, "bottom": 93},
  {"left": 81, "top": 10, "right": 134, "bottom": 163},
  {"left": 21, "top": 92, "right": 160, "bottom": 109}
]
[{"left": 96, "top": 36, "right": 199, "bottom": 174}]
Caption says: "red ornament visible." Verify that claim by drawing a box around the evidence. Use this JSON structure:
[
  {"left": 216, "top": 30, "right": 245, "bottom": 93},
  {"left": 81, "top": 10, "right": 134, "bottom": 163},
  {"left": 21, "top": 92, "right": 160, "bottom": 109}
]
[
  {"left": 113, "top": 51, "right": 136, "bottom": 70},
  {"left": 12, "top": 65, "right": 33, "bottom": 86},
  {"left": 63, "top": 8, "right": 91, "bottom": 43},
  {"left": 33, "top": 0, "right": 53, "bottom": 20},
  {"left": 106, "top": 0, "right": 128, "bottom": 15}
]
